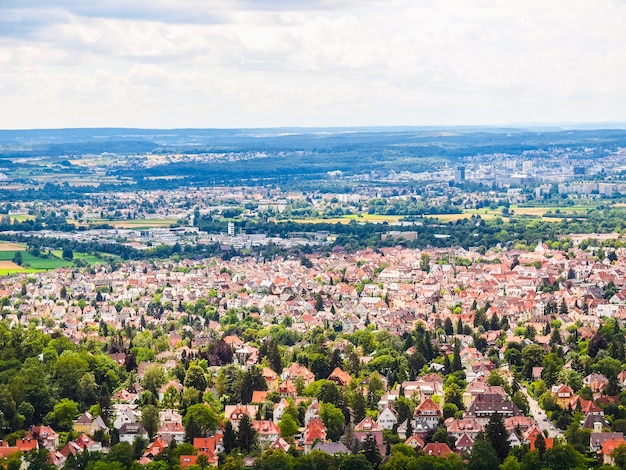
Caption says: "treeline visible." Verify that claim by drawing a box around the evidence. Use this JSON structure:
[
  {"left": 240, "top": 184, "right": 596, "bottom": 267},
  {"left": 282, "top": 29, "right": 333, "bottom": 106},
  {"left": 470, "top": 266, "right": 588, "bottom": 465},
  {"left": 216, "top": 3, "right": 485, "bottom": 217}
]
[
  {"left": 0, "top": 233, "right": 226, "bottom": 262},
  {"left": 0, "top": 322, "right": 124, "bottom": 438},
  {"left": 198, "top": 207, "right": 626, "bottom": 252},
  {"left": 5, "top": 206, "right": 626, "bottom": 265}
]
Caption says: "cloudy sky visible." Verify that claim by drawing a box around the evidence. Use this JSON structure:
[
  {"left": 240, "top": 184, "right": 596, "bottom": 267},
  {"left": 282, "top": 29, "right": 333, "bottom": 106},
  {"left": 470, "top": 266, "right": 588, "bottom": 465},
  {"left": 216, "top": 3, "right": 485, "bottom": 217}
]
[{"left": 1, "top": 0, "right": 626, "bottom": 129}]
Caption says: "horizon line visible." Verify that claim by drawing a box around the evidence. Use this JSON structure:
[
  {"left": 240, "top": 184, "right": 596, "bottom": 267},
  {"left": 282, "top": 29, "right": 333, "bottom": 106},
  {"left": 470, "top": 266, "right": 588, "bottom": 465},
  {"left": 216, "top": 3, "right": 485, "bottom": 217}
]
[{"left": 2, "top": 121, "right": 626, "bottom": 132}]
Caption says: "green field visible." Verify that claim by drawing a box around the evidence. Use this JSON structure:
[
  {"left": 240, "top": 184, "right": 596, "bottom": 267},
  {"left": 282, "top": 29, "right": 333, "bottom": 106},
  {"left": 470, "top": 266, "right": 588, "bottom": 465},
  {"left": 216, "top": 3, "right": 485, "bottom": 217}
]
[
  {"left": 423, "top": 204, "right": 597, "bottom": 223},
  {"left": 0, "top": 251, "right": 72, "bottom": 270},
  {"left": 81, "top": 218, "right": 179, "bottom": 229},
  {"left": 0, "top": 268, "right": 39, "bottom": 275},
  {"left": 0, "top": 249, "right": 117, "bottom": 275},
  {"left": 51, "top": 250, "right": 104, "bottom": 264},
  {"left": 10, "top": 214, "right": 35, "bottom": 222},
  {"left": 276, "top": 213, "right": 406, "bottom": 224}
]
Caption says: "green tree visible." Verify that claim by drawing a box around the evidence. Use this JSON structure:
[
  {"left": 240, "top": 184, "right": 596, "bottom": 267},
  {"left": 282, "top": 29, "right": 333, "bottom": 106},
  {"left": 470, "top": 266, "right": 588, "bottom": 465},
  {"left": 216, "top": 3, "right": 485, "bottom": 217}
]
[
  {"left": 45, "top": 398, "right": 79, "bottom": 432},
  {"left": 279, "top": 413, "right": 299, "bottom": 439},
  {"left": 557, "top": 369, "right": 583, "bottom": 392},
  {"left": 521, "top": 344, "right": 545, "bottom": 380},
  {"left": 24, "top": 449, "right": 55, "bottom": 470},
  {"left": 340, "top": 454, "right": 372, "bottom": 470},
  {"left": 499, "top": 455, "right": 520, "bottom": 470},
  {"left": 542, "top": 443, "right": 585, "bottom": 470},
  {"left": 468, "top": 433, "right": 500, "bottom": 470},
  {"left": 142, "top": 365, "right": 166, "bottom": 396},
  {"left": 78, "top": 372, "right": 99, "bottom": 410},
  {"left": 255, "top": 448, "right": 294, "bottom": 470},
  {"left": 107, "top": 442, "right": 134, "bottom": 469},
  {"left": 511, "top": 391, "right": 529, "bottom": 416},
  {"left": 221, "top": 455, "right": 243, "bottom": 470},
  {"left": 236, "top": 366, "right": 267, "bottom": 405},
  {"left": 485, "top": 413, "right": 510, "bottom": 462},
  {"left": 223, "top": 420, "right": 237, "bottom": 454},
  {"left": 140, "top": 405, "right": 160, "bottom": 440},
  {"left": 392, "top": 397, "right": 413, "bottom": 427},
  {"left": 62, "top": 247, "right": 74, "bottom": 261},
  {"left": 444, "top": 383, "right": 464, "bottom": 410},
  {"left": 360, "top": 433, "right": 382, "bottom": 469},
  {"left": 184, "top": 365, "right": 208, "bottom": 392},
  {"left": 54, "top": 352, "right": 88, "bottom": 402},
  {"left": 534, "top": 433, "right": 546, "bottom": 459},
  {"left": 613, "top": 443, "right": 626, "bottom": 469},
  {"left": 183, "top": 404, "right": 218, "bottom": 441},
  {"left": 442, "top": 403, "right": 459, "bottom": 420},
  {"left": 11, "top": 251, "right": 22, "bottom": 266},
  {"left": 452, "top": 339, "right": 462, "bottom": 372},
  {"left": 350, "top": 390, "right": 367, "bottom": 424},
  {"left": 261, "top": 338, "right": 283, "bottom": 374},
  {"left": 237, "top": 414, "right": 256, "bottom": 452},
  {"left": 320, "top": 402, "right": 345, "bottom": 442},
  {"left": 541, "top": 353, "right": 564, "bottom": 387},
  {"left": 420, "top": 253, "right": 431, "bottom": 273}
]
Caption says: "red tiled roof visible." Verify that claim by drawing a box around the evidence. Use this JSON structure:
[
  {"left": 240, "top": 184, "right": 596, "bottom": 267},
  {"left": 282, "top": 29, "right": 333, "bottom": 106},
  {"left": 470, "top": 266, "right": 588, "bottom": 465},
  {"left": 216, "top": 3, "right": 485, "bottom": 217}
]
[{"left": 423, "top": 442, "right": 453, "bottom": 457}]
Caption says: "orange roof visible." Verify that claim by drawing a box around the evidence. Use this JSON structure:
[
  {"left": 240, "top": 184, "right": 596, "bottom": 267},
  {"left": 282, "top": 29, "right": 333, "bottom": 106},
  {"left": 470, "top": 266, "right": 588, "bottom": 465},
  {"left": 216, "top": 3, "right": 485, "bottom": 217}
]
[
  {"left": 415, "top": 398, "right": 442, "bottom": 414},
  {"left": 328, "top": 367, "right": 352, "bottom": 386},
  {"left": 252, "top": 420, "right": 280, "bottom": 435},
  {"left": 15, "top": 438, "right": 38, "bottom": 452},
  {"left": 251, "top": 390, "right": 270, "bottom": 403},
  {"left": 404, "top": 435, "right": 424, "bottom": 448},
  {"left": 193, "top": 437, "right": 217, "bottom": 452},
  {"left": 223, "top": 335, "right": 243, "bottom": 345},
  {"left": 354, "top": 416, "right": 380, "bottom": 432},
  {"left": 423, "top": 442, "right": 453, "bottom": 457},
  {"left": 180, "top": 455, "right": 198, "bottom": 468},
  {"left": 601, "top": 437, "right": 626, "bottom": 455},
  {"left": 529, "top": 435, "right": 553, "bottom": 451},
  {"left": 0, "top": 442, "right": 20, "bottom": 459},
  {"left": 303, "top": 418, "right": 327, "bottom": 444}
]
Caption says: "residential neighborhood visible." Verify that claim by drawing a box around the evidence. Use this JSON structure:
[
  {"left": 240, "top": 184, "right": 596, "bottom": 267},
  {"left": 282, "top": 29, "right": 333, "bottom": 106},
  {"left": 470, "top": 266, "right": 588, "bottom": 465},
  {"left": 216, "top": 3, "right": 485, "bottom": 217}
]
[{"left": 1, "top": 237, "right": 626, "bottom": 469}]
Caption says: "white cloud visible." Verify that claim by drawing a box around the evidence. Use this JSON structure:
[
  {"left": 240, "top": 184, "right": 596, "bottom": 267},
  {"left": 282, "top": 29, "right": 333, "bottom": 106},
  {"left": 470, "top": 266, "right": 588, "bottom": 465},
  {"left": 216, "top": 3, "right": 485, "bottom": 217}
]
[{"left": 0, "top": 0, "right": 626, "bottom": 128}]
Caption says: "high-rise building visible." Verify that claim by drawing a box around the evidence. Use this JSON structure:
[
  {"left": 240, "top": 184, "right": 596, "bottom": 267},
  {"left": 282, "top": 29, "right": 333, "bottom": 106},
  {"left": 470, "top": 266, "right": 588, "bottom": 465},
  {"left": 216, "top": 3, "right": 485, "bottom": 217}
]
[
  {"left": 454, "top": 166, "right": 466, "bottom": 184},
  {"left": 227, "top": 222, "right": 235, "bottom": 236}
]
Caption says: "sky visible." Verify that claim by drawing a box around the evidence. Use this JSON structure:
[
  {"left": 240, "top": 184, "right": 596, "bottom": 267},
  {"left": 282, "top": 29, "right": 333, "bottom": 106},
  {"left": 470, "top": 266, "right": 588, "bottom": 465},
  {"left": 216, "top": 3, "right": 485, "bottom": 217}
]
[{"left": 1, "top": 0, "right": 626, "bottom": 129}]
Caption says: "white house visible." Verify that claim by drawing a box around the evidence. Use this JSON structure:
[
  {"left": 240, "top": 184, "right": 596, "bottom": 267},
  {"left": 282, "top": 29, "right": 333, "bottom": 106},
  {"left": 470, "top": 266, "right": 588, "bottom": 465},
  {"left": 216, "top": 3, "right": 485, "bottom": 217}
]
[
  {"left": 376, "top": 404, "right": 399, "bottom": 430},
  {"left": 119, "top": 423, "right": 149, "bottom": 444},
  {"left": 114, "top": 407, "right": 138, "bottom": 430}
]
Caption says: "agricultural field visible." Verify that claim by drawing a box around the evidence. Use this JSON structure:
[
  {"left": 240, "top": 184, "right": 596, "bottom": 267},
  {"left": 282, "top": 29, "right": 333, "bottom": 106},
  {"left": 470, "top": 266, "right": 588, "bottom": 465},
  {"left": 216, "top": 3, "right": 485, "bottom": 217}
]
[
  {"left": 0, "top": 250, "right": 71, "bottom": 271},
  {"left": 9, "top": 214, "right": 35, "bottom": 222},
  {"left": 277, "top": 214, "right": 406, "bottom": 224},
  {"left": 0, "top": 249, "right": 114, "bottom": 274},
  {"left": 50, "top": 250, "right": 105, "bottom": 265},
  {"left": 0, "top": 241, "right": 27, "bottom": 251},
  {"left": 343, "top": 214, "right": 406, "bottom": 223},
  {"left": 81, "top": 218, "right": 179, "bottom": 229},
  {"left": 0, "top": 260, "right": 35, "bottom": 275},
  {"left": 423, "top": 204, "right": 597, "bottom": 223}
]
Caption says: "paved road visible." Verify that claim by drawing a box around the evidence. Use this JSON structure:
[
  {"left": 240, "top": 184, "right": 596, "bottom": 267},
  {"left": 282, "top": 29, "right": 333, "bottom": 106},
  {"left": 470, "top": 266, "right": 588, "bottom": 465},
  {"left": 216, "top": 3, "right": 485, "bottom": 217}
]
[{"left": 520, "top": 385, "right": 563, "bottom": 439}]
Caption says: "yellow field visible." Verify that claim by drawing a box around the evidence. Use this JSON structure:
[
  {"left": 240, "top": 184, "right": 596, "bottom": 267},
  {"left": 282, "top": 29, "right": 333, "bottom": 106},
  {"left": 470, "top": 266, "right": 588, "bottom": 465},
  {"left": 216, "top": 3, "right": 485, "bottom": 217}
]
[
  {"left": 0, "top": 260, "right": 24, "bottom": 269},
  {"left": 10, "top": 215, "right": 35, "bottom": 222},
  {"left": 83, "top": 218, "right": 178, "bottom": 229},
  {"left": 0, "top": 242, "right": 26, "bottom": 252},
  {"left": 280, "top": 214, "right": 405, "bottom": 224},
  {"left": 111, "top": 219, "right": 177, "bottom": 228},
  {"left": 282, "top": 217, "right": 355, "bottom": 224}
]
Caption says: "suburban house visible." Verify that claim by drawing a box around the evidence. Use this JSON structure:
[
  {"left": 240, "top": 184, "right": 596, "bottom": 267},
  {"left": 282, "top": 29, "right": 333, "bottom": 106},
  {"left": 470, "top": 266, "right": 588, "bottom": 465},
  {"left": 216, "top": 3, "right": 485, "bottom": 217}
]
[{"left": 73, "top": 412, "right": 110, "bottom": 435}]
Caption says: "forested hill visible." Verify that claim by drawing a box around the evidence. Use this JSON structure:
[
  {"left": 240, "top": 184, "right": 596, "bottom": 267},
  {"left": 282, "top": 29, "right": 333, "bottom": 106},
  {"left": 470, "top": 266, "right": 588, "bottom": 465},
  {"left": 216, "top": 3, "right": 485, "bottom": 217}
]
[{"left": 1, "top": 127, "right": 626, "bottom": 159}]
